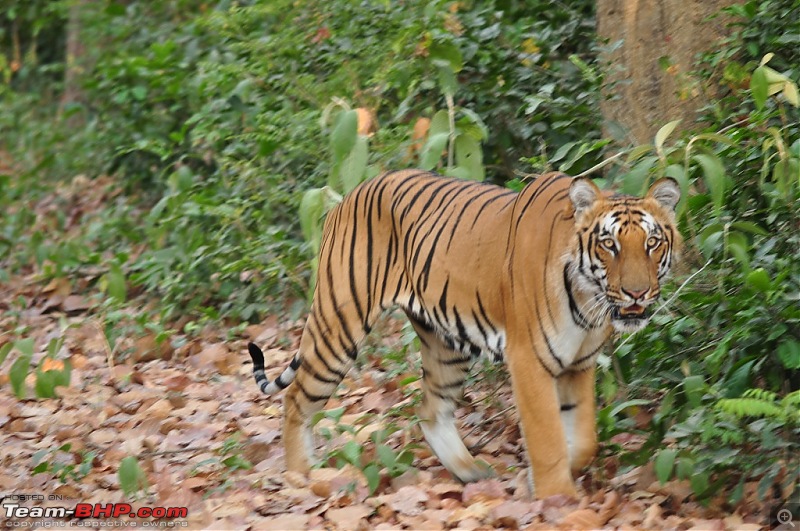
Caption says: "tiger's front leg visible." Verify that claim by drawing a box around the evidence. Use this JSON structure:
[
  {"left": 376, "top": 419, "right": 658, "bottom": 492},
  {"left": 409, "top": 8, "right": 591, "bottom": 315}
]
[
  {"left": 506, "top": 339, "right": 577, "bottom": 498},
  {"left": 557, "top": 367, "right": 598, "bottom": 476}
]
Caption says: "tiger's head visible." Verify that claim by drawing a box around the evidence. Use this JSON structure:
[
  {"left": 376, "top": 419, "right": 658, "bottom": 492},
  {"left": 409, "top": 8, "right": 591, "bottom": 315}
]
[{"left": 568, "top": 177, "right": 682, "bottom": 333}]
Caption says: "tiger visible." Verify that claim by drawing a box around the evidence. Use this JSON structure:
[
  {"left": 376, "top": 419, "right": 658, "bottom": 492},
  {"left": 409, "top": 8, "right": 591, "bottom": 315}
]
[{"left": 247, "top": 169, "right": 681, "bottom": 498}]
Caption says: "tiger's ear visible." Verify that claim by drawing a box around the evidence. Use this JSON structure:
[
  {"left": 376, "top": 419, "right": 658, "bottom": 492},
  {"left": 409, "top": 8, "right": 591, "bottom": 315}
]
[
  {"left": 569, "top": 177, "right": 602, "bottom": 215},
  {"left": 647, "top": 177, "right": 681, "bottom": 212}
]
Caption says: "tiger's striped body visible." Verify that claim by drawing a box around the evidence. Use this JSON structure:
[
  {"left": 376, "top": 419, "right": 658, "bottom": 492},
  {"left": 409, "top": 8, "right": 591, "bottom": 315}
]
[{"left": 248, "top": 169, "right": 681, "bottom": 498}]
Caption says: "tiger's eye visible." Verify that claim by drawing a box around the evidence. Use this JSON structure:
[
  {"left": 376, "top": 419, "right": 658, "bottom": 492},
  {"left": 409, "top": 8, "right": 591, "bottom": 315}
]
[
  {"left": 647, "top": 236, "right": 660, "bottom": 248},
  {"left": 600, "top": 238, "right": 616, "bottom": 250}
]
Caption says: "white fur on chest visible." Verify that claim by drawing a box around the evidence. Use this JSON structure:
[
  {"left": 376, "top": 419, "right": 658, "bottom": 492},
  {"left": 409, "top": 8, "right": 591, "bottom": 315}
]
[{"left": 550, "top": 318, "right": 590, "bottom": 368}]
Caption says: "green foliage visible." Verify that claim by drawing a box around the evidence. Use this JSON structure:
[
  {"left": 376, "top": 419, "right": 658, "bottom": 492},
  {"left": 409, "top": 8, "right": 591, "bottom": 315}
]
[
  {"left": 31, "top": 443, "right": 96, "bottom": 484},
  {"left": 189, "top": 432, "right": 252, "bottom": 496},
  {"left": 5, "top": 336, "right": 72, "bottom": 399},
  {"left": 599, "top": 52, "right": 800, "bottom": 504},
  {"left": 313, "top": 406, "right": 420, "bottom": 495},
  {"left": 118, "top": 456, "right": 149, "bottom": 499},
  {"left": 1, "top": 0, "right": 600, "bottom": 323}
]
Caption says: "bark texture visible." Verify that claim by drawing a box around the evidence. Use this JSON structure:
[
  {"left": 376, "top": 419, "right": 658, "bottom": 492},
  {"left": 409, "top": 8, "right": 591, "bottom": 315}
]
[{"left": 596, "top": 0, "right": 737, "bottom": 144}]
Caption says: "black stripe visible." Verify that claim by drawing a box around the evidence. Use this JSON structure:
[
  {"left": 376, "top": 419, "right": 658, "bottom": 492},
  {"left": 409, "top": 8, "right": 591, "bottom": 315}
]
[
  {"left": 295, "top": 378, "right": 331, "bottom": 403},
  {"left": 573, "top": 342, "right": 606, "bottom": 365},
  {"left": 514, "top": 173, "right": 569, "bottom": 233},
  {"left": 470, "top": 191, "right": 518, "bottom": 230},
  {"left": 475, "top": 291, "right": 498, "bottom": 334},
  {"left": 305, "top": 326, "right": 348, "bottom": 380},
  {"left": 560, "top": 404, "right": 576, "bottom": 412},
  {"left": 347, "top": 198, "right": 365, "bottom": 326},
  {"left": 563, "top": 263, "right": 593, "bottom": 329},
  {"left": 445, "top": 185, "right": 493, "bottom": 251}
]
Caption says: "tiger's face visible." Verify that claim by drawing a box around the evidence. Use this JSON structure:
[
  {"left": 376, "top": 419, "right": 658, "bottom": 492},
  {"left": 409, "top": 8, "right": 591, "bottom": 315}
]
[{"left": 568, "top": 177, "right": 682, "bottom": 333}]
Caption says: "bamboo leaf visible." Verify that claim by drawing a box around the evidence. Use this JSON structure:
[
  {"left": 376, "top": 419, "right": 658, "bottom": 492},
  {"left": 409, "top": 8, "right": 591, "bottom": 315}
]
[
  {"left": 655, "top": 119, "right": 681, "bottom": 153},
  {"left": 750, "top": 66, "right": 769, "bottom": 110}
]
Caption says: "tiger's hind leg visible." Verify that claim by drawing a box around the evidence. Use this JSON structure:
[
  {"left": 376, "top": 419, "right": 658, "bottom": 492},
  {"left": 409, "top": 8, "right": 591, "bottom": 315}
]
[
  {"left": 282, "top": 310, "right": 366, "bottom": 475},
  {"left": 410, "top": 319, "right": 494, "bottom": 482}
]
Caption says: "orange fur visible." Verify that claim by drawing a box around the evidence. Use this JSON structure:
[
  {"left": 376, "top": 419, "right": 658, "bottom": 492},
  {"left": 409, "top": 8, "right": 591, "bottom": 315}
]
[{"left": 248, "top": 170, "right": 681, "bottom": 498}]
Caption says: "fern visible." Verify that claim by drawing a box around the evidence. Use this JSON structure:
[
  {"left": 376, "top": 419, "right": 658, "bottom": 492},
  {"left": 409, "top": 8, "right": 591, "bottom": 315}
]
[
  {"left": 716, "top": 388, "right": 800, "bottom": 421},
  {"left": 716, "top": 398, "right": 783, "bottom": 418}
]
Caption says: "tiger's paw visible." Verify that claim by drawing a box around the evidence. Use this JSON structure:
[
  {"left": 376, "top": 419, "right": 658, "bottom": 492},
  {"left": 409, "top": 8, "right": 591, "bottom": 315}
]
[{"left": 451, "top": 458, "right": 495, "bottom": 483}]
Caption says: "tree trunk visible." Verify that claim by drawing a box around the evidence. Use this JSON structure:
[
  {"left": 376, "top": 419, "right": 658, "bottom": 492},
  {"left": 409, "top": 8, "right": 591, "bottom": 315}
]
[
  {"left": 60, "top": 0, "right": 89, "bottom": 121},
  {"left": 596, "top": 0, "right": 737, "bottom": 144}
]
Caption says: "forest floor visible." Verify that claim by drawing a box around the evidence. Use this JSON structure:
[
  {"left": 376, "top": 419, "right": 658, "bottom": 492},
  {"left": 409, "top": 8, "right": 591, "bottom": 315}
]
[{"left": 0, "top": 170, "right": 781, "bottom": 530}]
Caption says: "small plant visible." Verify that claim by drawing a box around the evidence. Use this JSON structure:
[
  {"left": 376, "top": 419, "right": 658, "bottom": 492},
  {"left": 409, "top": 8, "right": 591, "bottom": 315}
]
[
  {"left": 189, "top": 433, "right": 252, "bottom": 496},
  {"left": 4, "top": 336, "right": 72, "bottom": 399},
  {"left": 31, "top": 443, "right": 97, "bottom": 484},
  {"left": 119, "top": 456, "right": 149, "bottom": 499},
  {"left": 313, "top": 407, "right": 420, "bottom": 494}
]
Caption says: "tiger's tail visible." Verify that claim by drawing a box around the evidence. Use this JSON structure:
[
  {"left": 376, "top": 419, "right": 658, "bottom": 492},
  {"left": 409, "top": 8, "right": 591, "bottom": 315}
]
[{"left": 247, "top": 342, "right": 301, "bottom": 395}]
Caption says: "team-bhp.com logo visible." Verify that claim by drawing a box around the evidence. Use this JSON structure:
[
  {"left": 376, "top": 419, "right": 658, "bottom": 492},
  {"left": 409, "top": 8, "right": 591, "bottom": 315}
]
[{"left": 3, "top": 499, "right": 188, "bottom": 528}]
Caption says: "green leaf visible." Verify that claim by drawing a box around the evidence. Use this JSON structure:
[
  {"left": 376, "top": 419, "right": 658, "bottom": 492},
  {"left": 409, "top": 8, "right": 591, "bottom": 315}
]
[
  {"left": 551, "top": 142, "right": 575, "bottom": 163},
  {"left": 429, "top": 41, "right": 463, "bottom": 72},
  {"left": 118, "top": 456, "right": 148, "bottom": 497},
  {"left": 726, "top": 230, "right": 750, "bottom": 270},
  {"left": 429, "top": 110, "right": 450, "bottom": 138},
  {"left": 745, "top": 268, "right": 771, "bottom": 292},
  {"left": 622, "top": 156, "right": 658, "bottom": 195},
  {"left": 730, "top": 221, "right": 767, "bottom": 236},
  {"left": 655, "top": 120, "right": 681, "bottom": 153},
  {"left": 35, "top": 369, "right": 57, "bottom": 398},
  {"left": 330, "top": 110, "right": 358, "bottom": 162},
  {"left": 15, "top": 337, "right": 34, "bottom": 357},
  {"left": 0, "top": 342, "right": 12, "bottom": 366},
  {"left": 626, "top": 144, "right": 653, "bottom": 164},
  {"left": 299, "top": 188, "right": 326, "bottom": 245},
  {"left": 436, "top": 65, "right": 458, "bottom": 96},
  {"left": 106, "top": 262, "right": 127, "bottom": 303},
  {"left": 751, "top": 66, "right": 769, "bottom": 110},
  {"left": 454, "top": 134, "right": 484, "bottom": 181},
  {"left": 683, "top": 375, "right": 705, "bottom": 408},
  {"left": 362, "top": 463, "right": 381, "bottom": 494},
  {"left": 690, "top": 133, "right": 738, "bottom": 148},
  {"left": 777, "top": 340, "right": 800, "bottom": 370},
  {"left": 693, "top": 154, "right": 726, "bottom": 216},
  {"left": 419, "top": 132, "right": 449, "bottom": 170},
  {"left": 690, "top": 471, "right": 709, "bottom": 496},
  {"left": 444, "top": 166, "right": 472, "bottom": 180},
  {"left": 783, "top": 80, "right": 799, "bottom": 107},
  {"left": 609, "top": 399, "right": 652, "bottom": 418},
  {"left": 376, "top": 444, "right": 397, "bottom": 469},
  {"left": 339, "top": 136, "right": 369, "bottom": 193},
  {"left": 31, "top": 449, "right": 50, "bottom": 467},
  {"left": 654, "top": 449, "right": 677, "bottom": 484},
  {"left": 10, "top": 351, "right": 32, "bottom": 399},
  {"left": 676, "top": 456, "right": 694, "bottom": 480},
  {"left": 459, "top": 108, "right": 489, "bottom": 140},
  {"left": 339, "top": 440, "right": 362, "bottom": 466}
]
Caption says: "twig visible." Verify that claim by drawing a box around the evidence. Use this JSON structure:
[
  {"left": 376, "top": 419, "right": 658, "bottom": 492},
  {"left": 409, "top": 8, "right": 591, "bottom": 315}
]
[
  {"left": 574, "top": 151, "right": 626, "bottom": 178},
  {"left": 468, "top": 424, "right": 507, "bottom": 453},
  {"left": 464, "top": 404, "right": 515, "bottom": 440},
  {"left": 446, "top": 92, "right": 456, "bottom": 171},
  {"left": 138, "top": 445, "right": 211, "bottom": 458},
  {"left": 88, "top": 318, "right": 115, "bottom": 371}
]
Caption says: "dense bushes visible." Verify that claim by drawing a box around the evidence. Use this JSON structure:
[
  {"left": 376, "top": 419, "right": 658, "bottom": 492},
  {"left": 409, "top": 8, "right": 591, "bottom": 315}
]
[{"left": 1, "top": 0, "right": 600, "bottom": 319}]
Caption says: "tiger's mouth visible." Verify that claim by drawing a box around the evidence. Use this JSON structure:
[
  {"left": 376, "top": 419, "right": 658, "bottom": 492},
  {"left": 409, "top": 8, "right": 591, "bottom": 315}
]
[{"left": 611, "top": 303, "right": 651, "bottom": 321}]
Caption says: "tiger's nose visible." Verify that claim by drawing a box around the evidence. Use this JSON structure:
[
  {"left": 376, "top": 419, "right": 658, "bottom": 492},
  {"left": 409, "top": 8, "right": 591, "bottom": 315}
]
[{"left": 621, "top": 287, "right": 648, "bottom": 301}]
